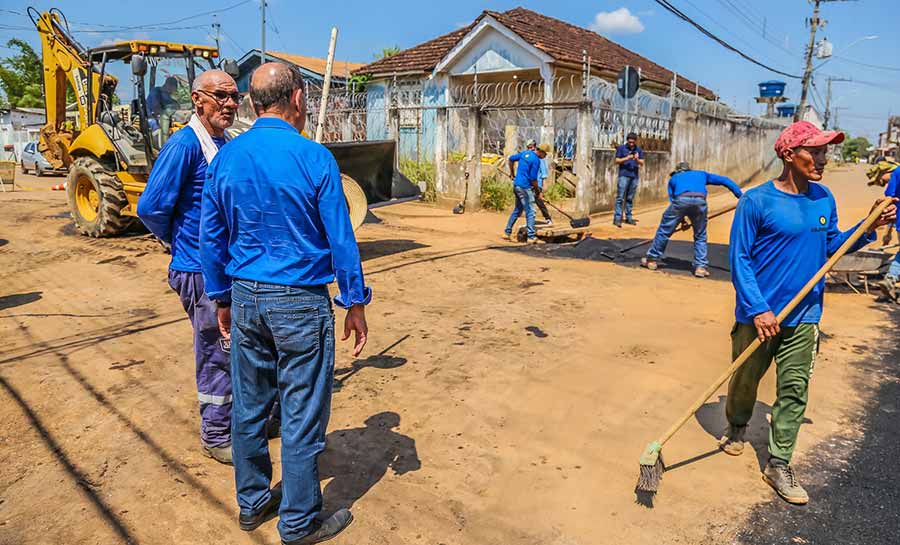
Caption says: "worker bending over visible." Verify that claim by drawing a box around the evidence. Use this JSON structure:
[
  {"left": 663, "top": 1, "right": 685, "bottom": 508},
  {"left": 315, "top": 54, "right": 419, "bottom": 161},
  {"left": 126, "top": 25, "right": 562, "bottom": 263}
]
[
  {"left": 201, "top": 63, "right": 368, "bottom": 544},
  {"left": 720, "top": 121, "right": 896, "bottom": 505},
  {"left": 504, "top": 143, "right": 548, "bottom": 243},
  {"left": 641, "top": 162, "right": 742, "bottom": 277},
  {"left": 880, "top": 165, "right": 900, "bottom": 301}
]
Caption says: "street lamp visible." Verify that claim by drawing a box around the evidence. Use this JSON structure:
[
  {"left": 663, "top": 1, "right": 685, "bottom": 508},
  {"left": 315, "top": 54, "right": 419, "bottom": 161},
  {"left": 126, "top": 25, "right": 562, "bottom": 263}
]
[{"left": 813, "top": 35, "right": 878, "bottom": 72}]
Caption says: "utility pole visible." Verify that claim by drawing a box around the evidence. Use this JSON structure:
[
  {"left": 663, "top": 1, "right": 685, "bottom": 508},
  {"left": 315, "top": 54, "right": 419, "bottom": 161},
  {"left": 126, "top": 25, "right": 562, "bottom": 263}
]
[
  {"left": 260, "top": 0, "right": 267, "bottom": 63},
  {"left": 796, "top": 0, "right": 852, "bottom": 122},
  {"left": 212, "top": 15, "right": 221, "bottom": 53},
  {"left": 823, "top": 76, "right": 851, "bottom": 129}
]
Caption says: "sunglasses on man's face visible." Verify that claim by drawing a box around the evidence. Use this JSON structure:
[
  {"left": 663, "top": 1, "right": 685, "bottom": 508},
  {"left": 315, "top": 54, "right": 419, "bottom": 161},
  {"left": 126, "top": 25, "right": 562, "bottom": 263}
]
[{"left": 197, "top": 89, "right": 243, "bottom": 106}]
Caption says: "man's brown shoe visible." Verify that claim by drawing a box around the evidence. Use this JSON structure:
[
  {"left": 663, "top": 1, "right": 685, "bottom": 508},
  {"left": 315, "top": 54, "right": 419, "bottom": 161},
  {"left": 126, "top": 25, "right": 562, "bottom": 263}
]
[
  {"left": 762, "top": 459, "right": 809, "bottom": 505},
  {"left": 718, "top": 425, "right": 747, "bottom": 456}
]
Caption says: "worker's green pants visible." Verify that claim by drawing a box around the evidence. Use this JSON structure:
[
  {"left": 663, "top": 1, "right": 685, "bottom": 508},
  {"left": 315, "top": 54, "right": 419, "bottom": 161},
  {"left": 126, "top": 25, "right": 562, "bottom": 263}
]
[{"left": 726, "top": 322, "right": 820, "bottom": 463}]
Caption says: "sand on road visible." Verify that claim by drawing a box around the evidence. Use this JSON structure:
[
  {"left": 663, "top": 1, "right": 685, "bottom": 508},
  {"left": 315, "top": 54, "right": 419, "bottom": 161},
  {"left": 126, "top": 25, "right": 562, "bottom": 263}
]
[{"left": 0, "top": 164, "right": 894, "bottom": 545}]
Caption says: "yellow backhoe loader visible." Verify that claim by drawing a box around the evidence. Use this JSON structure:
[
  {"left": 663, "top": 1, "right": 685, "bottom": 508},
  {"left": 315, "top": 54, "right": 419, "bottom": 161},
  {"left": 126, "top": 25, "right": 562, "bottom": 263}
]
[{"left": 31, "top": 7, "right": 417, "bottom": 238}]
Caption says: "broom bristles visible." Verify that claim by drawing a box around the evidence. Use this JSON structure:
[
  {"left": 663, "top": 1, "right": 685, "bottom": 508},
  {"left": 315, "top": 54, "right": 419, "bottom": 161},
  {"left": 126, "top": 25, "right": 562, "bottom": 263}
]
[{"left": 636, "top": 454, "right": 665, "bottom": 493}]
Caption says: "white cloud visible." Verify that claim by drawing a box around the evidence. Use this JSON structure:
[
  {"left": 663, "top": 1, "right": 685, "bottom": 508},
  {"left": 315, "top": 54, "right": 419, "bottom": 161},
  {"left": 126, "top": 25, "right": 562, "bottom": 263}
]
[{"left": 589, "top": 7, "right": 645, "bottom": 35}]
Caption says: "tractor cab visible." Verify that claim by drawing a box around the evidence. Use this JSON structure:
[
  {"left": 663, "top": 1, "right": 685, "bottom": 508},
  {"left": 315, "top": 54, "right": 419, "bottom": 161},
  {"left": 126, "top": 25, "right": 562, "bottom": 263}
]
[{"left": 86, "top": 41, "right": 222, "bottom": 170}]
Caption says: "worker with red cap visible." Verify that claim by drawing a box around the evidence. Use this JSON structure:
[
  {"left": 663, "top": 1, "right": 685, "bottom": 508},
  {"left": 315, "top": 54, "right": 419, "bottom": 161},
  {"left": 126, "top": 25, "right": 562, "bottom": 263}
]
[{"left": 720, "top": 121, "right": 897, "bottom": 505}]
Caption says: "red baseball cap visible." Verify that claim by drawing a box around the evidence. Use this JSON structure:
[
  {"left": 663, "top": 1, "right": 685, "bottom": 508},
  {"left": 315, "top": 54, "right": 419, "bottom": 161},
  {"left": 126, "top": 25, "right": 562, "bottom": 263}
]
[{"left": 774, "top": 121, "right": 845, "bottom": 158}]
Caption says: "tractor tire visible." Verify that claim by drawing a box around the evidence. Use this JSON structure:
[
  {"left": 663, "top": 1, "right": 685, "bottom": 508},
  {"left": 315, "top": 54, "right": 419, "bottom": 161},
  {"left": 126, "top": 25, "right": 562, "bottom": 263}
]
[
  {"left": 66, "top": 157, "right": 133, "bottom": 237},
  {"left": 342, "top": 174, "right": 368, "bottom": 231}
]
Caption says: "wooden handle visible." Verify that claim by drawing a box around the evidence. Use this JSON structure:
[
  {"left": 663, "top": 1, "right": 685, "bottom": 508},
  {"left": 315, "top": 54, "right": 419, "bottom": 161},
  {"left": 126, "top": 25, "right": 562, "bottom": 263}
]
[
  {"left": 314, "top": 27, "right": 338, "bottom": 144},
  {"left": 656, "top": 198, "right": 891, "bottom": 447}
]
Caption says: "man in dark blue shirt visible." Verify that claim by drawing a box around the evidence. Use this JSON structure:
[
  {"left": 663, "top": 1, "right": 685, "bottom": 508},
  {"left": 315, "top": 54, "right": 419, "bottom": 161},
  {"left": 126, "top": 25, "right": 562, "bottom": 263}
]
[
  {"left": 201, "top": 63, "right": 366, "bottom": 544},
  {"left": 613, "top": 132, "right": 645, "bottom": 227},
  {"left": 504, "top": 144, "right": 548, "bottom": 242},
  {"left": 720, "top": 121, "right": 896, "bottom": 506},
  {"left": 641, "top": 162, "right": 742, "bottom": 277},
  {"left": 137, "top": 69, "right": 240, "bottom": 465}
]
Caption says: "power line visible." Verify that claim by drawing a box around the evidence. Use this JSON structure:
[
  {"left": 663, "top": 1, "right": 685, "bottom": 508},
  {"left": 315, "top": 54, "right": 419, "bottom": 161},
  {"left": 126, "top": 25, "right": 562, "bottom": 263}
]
[
  {"left": 653, "top": 0, "right": 802, "bottom": 78},
  {"left": 715, "top": 0, "right": 797, "bottom": 57},
  {"left": 70, "top": 0, "right": 251, "bottom": 33},
  {"left": 834, "top": 56, "right": 900, "bottom": 73},
  {"left": 220, "top": 29, "right": 246, "bottom": 56},
  {"left": 72, "top": 25, "right": 209, "bottom": 34}
]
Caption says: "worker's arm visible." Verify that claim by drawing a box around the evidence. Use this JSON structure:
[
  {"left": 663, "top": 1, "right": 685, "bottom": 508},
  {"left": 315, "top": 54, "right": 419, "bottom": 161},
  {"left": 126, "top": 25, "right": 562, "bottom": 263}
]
[
  {"left": 706, "top": 173, "right": 743, "bottom": 199},
  {"left": 508, "top": 152, "right": 522, "bottom": 178},
  {"left": 318, "top": 155, "right": 371, "bottom": 357},
  {"left": 887, "top": 169, "right": 900, "bottom": 231},
  {"left": 667, "top": 176, "right": 676, "bottom": 201},
  {"left": 635, "top": 147, "right": 645, "bottom": 167},
  {"left": 199, "top": 159, "right": 232, "bottom": 305},
  {"left": 136, "top": 141, "right": 193, "bottom": 243},
  {"left": 614, "top": 146, "right": 630, "bottom": 165},
  {"left": 729, "top": 198, "right": 772, "bottom": 327},
  {"left": 824, "top": 191, "right": 878, "bottom": 257}
]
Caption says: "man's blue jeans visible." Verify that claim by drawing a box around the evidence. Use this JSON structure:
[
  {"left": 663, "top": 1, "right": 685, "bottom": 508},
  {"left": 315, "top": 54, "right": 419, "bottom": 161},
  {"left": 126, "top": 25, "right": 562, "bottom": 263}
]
[
  {"left": 230, "top": 280, "right": 335, "bottom": 542},
  {"left": 505, "top": 185, "right": 536, "bottom": 239},
  {"left": 889, "top": 250, "right": 900, "bottom": 280},
  {"left": 647, "top": 195, "right": 709, "bottom": 268},
  {"left": 614, "top": 175, "right": 639, "bottom": 222}
]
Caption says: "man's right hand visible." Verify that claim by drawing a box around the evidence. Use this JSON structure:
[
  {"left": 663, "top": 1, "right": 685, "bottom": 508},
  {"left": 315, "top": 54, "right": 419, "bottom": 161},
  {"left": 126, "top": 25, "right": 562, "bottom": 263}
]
[
  {"left": 217, "top": 306, "right": 231, "bottom": 340},
  {"left": 753, "top": 311, "right": 779, "bottom": 343},
  {"left": 342, "top": 304, "right": 368, "bottom": 357}
]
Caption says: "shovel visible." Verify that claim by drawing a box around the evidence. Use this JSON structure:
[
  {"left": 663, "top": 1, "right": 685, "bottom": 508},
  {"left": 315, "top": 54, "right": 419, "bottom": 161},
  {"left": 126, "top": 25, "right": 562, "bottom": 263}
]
[{"left": 497, "top": 168, "right": 590, "bottom": 228}]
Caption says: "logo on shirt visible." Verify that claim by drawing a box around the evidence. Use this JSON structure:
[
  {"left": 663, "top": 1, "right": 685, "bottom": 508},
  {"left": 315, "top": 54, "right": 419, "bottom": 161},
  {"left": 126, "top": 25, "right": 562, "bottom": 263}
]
[{"left": 819, "top": 216, "right": 827, "bottom": 225}]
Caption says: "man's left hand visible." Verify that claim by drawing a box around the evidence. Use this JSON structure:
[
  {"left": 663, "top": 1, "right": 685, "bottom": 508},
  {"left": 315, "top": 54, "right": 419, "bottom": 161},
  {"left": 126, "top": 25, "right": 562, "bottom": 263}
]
[{"left": 868, "top": 197, "right": 898, "bottom": 232}]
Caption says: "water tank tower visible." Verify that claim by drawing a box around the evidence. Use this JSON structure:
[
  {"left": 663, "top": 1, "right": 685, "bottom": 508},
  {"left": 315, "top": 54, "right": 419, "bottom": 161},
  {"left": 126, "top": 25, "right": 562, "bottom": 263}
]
[
  {"left": 777, "top": 103, "right": 797, "bottom": 118},
  {"left": 756, "top": 80, "right": 788, "bottom": 117}
]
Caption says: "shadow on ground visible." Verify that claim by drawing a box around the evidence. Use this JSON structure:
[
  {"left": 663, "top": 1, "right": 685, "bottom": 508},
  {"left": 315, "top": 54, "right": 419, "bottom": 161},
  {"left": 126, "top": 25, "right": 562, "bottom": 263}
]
[
  {"left": 506, "top": 237, "right": 733, "bottom": 281},
  {"left": 0, "top": 291, "right": 42, "bottom": 311},
  {"left": 358, "top": 239, "right": 429, "bottom": 262},
  {"left": 735, "top": 309, "right": 900, "bottom": 545},
  {"left": 319, "top": 411, "right": 421, "bottom": 511}
]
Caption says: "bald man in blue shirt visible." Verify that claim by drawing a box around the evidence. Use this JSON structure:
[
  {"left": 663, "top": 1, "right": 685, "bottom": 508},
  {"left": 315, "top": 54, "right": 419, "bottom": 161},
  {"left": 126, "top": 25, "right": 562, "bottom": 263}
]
[{"left": 201, "top": 63, "right": 365, "bottom": 544}]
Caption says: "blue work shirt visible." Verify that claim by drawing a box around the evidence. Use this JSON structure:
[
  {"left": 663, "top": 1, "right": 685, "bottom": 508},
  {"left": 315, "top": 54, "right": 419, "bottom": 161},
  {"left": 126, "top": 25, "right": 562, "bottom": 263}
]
[
  {"left": 509, "top": 150, "right": 541, "bottom": 189},
  {"left": 886, "top": 168, "right": 900, "bottom": 230},
  {"left": 668, "top": 170, "right": 743, "bottom": 201},
  {"left": 200, "top": 117, "right": 371, "bottom": 309},
  {"left": 137, "top": 127, "right": 225, "bottom": 272},
  {"left": 615, "top": 144, "right": 644, "bottom": 178},
  {"left": 729, "top": 180, "right": 874, "bottom": 327}
]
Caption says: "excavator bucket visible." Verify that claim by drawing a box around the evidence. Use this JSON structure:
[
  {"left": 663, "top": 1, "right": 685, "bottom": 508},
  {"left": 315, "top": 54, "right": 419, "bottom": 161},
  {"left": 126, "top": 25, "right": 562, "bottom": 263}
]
[{"left": 324, "top": 140, "right": 420, "bottom": 230}]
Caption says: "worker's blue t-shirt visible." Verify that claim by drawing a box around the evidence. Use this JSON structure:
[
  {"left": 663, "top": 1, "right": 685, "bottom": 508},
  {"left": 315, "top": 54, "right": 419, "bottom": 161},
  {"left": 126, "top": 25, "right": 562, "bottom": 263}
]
[
  {"left": 615, "top": 144, "right": 644, "bottom": 178},
  {"left": 886, "top": 168, "right": 900, "bottom": 230},
  {"left": 668, "top": 170, "right": 743, "bottom": 201},
  {"left": 729, "top": 180, "right": 875, "bottom": 326},
  {"left": 137, "top": 127, "right": 225, "bottom": 272},
  {"left": 509, "top": 150, "right": 541, "bottom": 189}
]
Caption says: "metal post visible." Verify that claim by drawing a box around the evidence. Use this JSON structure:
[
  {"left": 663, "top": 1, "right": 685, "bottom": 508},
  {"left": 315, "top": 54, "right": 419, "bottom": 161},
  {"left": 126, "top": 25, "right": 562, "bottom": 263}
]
[
  {"left": 260, "top": 0, "right": 267, "bottom": 63},
  {"left": 797, "top": 0, "right": 821, "bottom": 122},
  {"left": 213, "top": 15, "right": 221, "bottom": 52}
]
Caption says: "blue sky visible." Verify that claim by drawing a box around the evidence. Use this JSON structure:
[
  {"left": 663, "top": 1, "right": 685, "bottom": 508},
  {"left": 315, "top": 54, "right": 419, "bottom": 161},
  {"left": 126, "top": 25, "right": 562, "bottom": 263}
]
[{"left": 3, "top": 0, "right": 898, "bottom": 141}]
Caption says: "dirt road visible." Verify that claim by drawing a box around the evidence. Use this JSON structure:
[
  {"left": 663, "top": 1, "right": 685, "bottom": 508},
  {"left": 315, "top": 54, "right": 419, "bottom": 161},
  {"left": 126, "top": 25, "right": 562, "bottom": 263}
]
[{"left": 0, "top": 164, "right": 895, "bottom": 544}]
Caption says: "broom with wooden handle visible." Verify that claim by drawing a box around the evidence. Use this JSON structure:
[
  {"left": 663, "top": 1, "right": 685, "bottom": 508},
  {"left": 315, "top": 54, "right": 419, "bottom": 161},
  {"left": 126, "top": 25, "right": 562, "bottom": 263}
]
[{"left": 636, "top": 197, "right": 895, "bottom": 496}]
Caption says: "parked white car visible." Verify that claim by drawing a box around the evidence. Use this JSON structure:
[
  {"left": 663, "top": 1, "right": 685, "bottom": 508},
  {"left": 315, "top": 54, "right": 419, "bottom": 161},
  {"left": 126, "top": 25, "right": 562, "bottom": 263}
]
[{"left": 20, "top": 142, "right": 64, "bottom": 176}]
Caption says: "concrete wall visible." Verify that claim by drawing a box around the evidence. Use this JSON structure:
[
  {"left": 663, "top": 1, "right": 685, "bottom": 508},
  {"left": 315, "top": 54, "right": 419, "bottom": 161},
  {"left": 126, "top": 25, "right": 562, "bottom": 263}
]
[{"left": 581, "top": 109, "right": 782, "bottom": 214}]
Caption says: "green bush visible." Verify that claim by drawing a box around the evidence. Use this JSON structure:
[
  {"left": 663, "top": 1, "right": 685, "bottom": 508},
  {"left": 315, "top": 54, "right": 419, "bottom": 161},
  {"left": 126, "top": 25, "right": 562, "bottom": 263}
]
[
  {"left": 480, "top": 176, "right": 514, "bottom": 211},
  {"left": 541, "top": 182, "right": 571, "bottom": 203},
  {"left": 399, "top": 159, "right": 436, "bottom": 202}
]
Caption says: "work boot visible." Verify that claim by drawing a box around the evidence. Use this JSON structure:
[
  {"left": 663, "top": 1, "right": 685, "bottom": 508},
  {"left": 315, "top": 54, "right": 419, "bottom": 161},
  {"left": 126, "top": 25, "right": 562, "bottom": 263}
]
[
  {"left": 282, "top": 509, "right": 353, "bottom": 545},
  {"left": 879, "top": 276, "right": 898, "bottom": 302},
  {"left": 613, "top": 219, "right": 622, "bottom": 228},
  {"left": 762, "top": 458, "right": 809, "bottom": 505},
  {"left": 694, "top": 267, "right": 710, "bottom": 278},
  {"left": 718, "top": 425, "right": 747, "bottom": 456},
  {"left": 503, "top": 232, "right": 515, "bottom": 242},
  {"left": 201, "top": 442, "right": 233, "bottom": 465},
  {"left": 527, "top": 237, "right": 539, "bottom": 245},
  {"left": 640, "top": 257, "right": 658, "bottom": 271},
  {"left": 240, "top": 484, "right": 283, "bottom": 531},
  {"left": 625, "top": 218, "right": 638, "bottom": 225}
]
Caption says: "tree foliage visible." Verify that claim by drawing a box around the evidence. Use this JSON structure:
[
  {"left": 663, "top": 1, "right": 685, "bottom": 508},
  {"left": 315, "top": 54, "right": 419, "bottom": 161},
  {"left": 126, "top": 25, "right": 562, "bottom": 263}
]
[
  {"left": 374, "top": 46, "right": 401, "bottom": 60},
  {"left": 841, "top": 135, "right": 872, "bottom": 161},
  {"left": 0, "top": 39, "right": 44, "bottom": 108}
]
